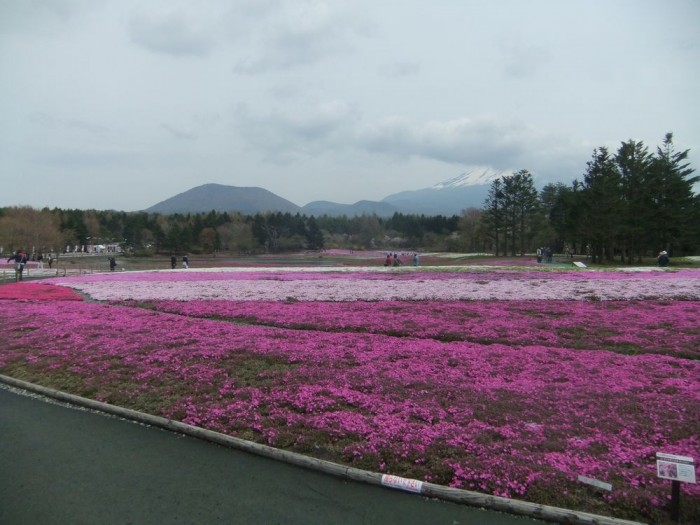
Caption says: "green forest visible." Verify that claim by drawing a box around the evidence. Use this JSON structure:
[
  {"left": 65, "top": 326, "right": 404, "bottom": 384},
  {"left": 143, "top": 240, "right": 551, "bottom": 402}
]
[{"left": 2, "top": 134, "right": 698, "bottom": 262}]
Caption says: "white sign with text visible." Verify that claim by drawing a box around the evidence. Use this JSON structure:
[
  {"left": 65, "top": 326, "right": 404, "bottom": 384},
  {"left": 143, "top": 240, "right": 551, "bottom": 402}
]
[
  {"left": 656, "top": 453, "right": 696, "bottom": 483},
  {"left": 381, "top": 474, "right": 424, "bottom": 493}
]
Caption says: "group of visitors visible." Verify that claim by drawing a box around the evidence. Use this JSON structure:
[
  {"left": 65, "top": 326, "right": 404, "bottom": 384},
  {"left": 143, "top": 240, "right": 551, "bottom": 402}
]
[
  {"left": 170, "top": 255, "right": 189, "bottom": 269},
  {"left": 536, "top": 247, "right": 553, "bottom": 263},
  {"left": 383, "top": 253, "right": 420, "bottom": 267}
]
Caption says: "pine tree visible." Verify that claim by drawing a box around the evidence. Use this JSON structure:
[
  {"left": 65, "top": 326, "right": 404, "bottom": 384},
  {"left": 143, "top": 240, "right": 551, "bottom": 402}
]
[
  {"left": 305, "top": 216, "right": 325, "bottom": 250},
  {"left": 482, "top": 178, "right": 505, "bottom": 255},
  {"left": 615, "top": 140, "right": 653, "bottom": 263},
  {"left": 649, "top": 133, "right": 699, "bottom": 255},
  {"left": 580, "top": 147, "right": 623, "bottom": 263},
  {"left": 509, "top": 170, "right": 539, "bottom": 255}
]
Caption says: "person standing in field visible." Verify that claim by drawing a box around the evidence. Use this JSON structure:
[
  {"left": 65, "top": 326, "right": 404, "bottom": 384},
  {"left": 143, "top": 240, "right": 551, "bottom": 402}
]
[
  {"left": 182, "top": 255, "right": 189, "bottom": 269},
  {"left": 657, "top": 251, "right": 670, "bottom": 267},
  {"left": 170, "top": 255, "right": 177, "bottom": 269}
]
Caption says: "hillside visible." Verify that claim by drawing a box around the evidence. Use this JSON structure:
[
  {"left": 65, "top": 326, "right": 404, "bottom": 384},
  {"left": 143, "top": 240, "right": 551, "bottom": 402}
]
[
  {"left": 144, "top": 168, "right": 509, "bottom": 216},
  {"left": 145, "top": 184, "right": 302, "bottom": 214}
]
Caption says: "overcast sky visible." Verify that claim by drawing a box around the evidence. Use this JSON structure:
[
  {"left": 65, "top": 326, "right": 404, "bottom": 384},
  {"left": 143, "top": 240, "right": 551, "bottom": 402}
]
[{"left": 1, "top": 0, "right": 698, "bottom": 211}]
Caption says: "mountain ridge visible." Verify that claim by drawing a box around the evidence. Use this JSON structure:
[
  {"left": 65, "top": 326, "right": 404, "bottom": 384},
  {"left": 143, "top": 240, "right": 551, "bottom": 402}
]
[{"left": 145, "top": 168, "right": 512, "bottom": 216}]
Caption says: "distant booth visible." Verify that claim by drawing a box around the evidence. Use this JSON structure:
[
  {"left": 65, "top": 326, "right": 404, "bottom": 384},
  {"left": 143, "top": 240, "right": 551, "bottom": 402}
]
[{"left": 65, "top": 244, "right": 123, "bottom": 254}]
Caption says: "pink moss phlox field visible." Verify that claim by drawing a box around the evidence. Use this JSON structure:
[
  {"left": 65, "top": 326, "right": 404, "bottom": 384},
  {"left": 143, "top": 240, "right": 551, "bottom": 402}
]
[
  {"left": 1, "top": 299, "right": 698, "bottom": 508},
  {"left": 136, "top": 299, "right": 700, "bottom": 359},
  {"left": 4, "top": 267, "right": 700, "bottom": 521},
  {"left": 47, "top": 268, "right": 700, "bottom": 301},
  {"left": 0, "top": 282, "right": 83, "bottom": 301}
]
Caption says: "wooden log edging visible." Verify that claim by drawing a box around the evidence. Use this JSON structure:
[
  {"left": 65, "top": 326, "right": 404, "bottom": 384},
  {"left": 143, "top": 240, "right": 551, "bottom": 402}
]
[{"left": 0, "top": 374, "right": 646, "bottom": 525}]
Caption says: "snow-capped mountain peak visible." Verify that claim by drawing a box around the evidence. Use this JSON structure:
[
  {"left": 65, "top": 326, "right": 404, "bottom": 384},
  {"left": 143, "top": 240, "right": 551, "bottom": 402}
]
[{"left": 432, "top": 166, "right": 511, "bottom": 189}]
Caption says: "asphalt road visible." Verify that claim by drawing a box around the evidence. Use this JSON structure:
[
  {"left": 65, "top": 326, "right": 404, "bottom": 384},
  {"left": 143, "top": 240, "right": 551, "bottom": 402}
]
[{"left": 0, "top": 386, "right": 543, "bottom": 525}]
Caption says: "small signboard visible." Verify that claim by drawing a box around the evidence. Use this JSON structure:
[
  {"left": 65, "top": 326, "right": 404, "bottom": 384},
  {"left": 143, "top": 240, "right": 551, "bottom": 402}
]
[
  {"left": 656, "top": 453, "right": 696, "bottom": 483},
  {"left": 577, "top": 475, "right": 612, "bottom": 491},
  {"left": 573, "top": 261, "right": 587, "bottom": 268},
  {"left": 381, "top": 474, "right": 424, "bottom": 494}
]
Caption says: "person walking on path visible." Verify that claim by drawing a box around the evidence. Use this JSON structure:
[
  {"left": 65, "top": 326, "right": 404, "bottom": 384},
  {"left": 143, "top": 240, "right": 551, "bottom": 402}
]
[{"left": 7, "top": 249, "right": 28, "bottom": 281}]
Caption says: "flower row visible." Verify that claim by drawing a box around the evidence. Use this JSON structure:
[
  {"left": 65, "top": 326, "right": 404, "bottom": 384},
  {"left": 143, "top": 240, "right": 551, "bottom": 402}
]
[
  {"left": 129, "top": 298, "right": 700, "bottom": 359},
  {"left": 1, "top": 298, "right": 697, "bottom": 513},
  {"left": 46, "top": 268, "right": 700, "bottom": 301}
]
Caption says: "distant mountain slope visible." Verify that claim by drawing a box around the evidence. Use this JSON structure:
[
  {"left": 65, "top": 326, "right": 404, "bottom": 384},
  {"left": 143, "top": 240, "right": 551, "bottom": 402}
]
[
  {"left": 145, "top": 183, "right": 302, "bottom": 214},
  {"left": 382, "top": 167, "right": 511, "bottom": 216},
  {"left": 382, "top": 186, "right": 491, "bottom": 216},
  {"left": 144, "top": 168, "right": 511, "bottom": 217}
]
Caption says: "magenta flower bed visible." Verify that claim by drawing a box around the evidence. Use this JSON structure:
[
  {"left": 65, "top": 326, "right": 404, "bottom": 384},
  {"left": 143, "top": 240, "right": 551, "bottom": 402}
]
[
  {"left": 137, "top": 299, "right": 700, "bottom": 359},
  {"left": 2, "top": 269, "right": 699, "bottom": 522},
  {"left": 0, "top": 282, "right": 83, "bottom": 301}
]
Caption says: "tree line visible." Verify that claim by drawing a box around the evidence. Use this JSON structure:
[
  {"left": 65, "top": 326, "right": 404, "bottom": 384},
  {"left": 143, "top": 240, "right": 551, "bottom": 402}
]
[
  {"left": 480, "top": 133, "right": 699, "bottom": 262},
  {"left": 0, "top": 205, "right": 461, "bottom": 257},
  {"left": 1, "top": 133, "right": 697, "bottom": 262}
]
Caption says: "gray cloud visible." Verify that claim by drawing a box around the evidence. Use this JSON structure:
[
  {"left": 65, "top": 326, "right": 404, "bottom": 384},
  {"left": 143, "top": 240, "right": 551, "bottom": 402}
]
[
  {"left": 35, "top": 148, "right": 140, "bottom": 169},
  {"left": 499, "top": 39, "right": 552, "bottom": 79},
  {"left": 358, "top": 116, "right": 589, "bottom": 183},
  {"left": 129, "top": 11, "right": 214, "bottom": 57},
  {"left": 0, "top": 0, "right": 91, "bottom": 34},
  {"left": 231, "top": 2, "right": 371, "bottom": 73},
  {"left": 360, "top": 117, "right": 527, "bottom": 166},
  {"left": 28, "top": 113, "right": 110, "bottom": 137},
  {"left": 382, "top": 61, "right": 421, "bottom": 78},
  {"left": 233, "top": 100, "right": 356, "bottom": 162},
  {"left": 1, "top": 0, "right": 697, "bottom": 211},
  {"left": 161, "top": 124, "right": 198, "bottom": 141}
]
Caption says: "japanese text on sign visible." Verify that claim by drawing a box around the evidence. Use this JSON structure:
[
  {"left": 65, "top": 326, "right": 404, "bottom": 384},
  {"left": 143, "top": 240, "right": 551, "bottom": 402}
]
[
  {"left": 381, "top": 474, "right": 424, "bottom": 493},
  {"left": 656, "top": 453, "right": 696, "bottom": 483}
]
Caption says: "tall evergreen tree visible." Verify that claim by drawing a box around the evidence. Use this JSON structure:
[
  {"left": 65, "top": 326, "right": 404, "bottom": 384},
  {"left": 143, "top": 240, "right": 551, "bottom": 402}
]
[
  {"left": 482, "top": 178, "right": 505, "bottom": 255},
  {"left": 615, "top": 140, "right": 653, "bottom": 263},
  {"left": 649, "top": 133, "right": 699, "bottom": 255},
  {"left": 507, "top": 170, "right": 539, "bottom": 255},
  {"left": 580, "top": 147, "right": 623, "bottom": 262},
  {"left": 305, "top": 216, "right": 325, "bottom": 250}
]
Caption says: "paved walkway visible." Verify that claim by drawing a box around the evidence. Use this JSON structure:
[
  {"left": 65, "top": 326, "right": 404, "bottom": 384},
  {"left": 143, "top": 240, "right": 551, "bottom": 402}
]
[{"left": 0, "top": 386, "right": 543, "bottom": 525}]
